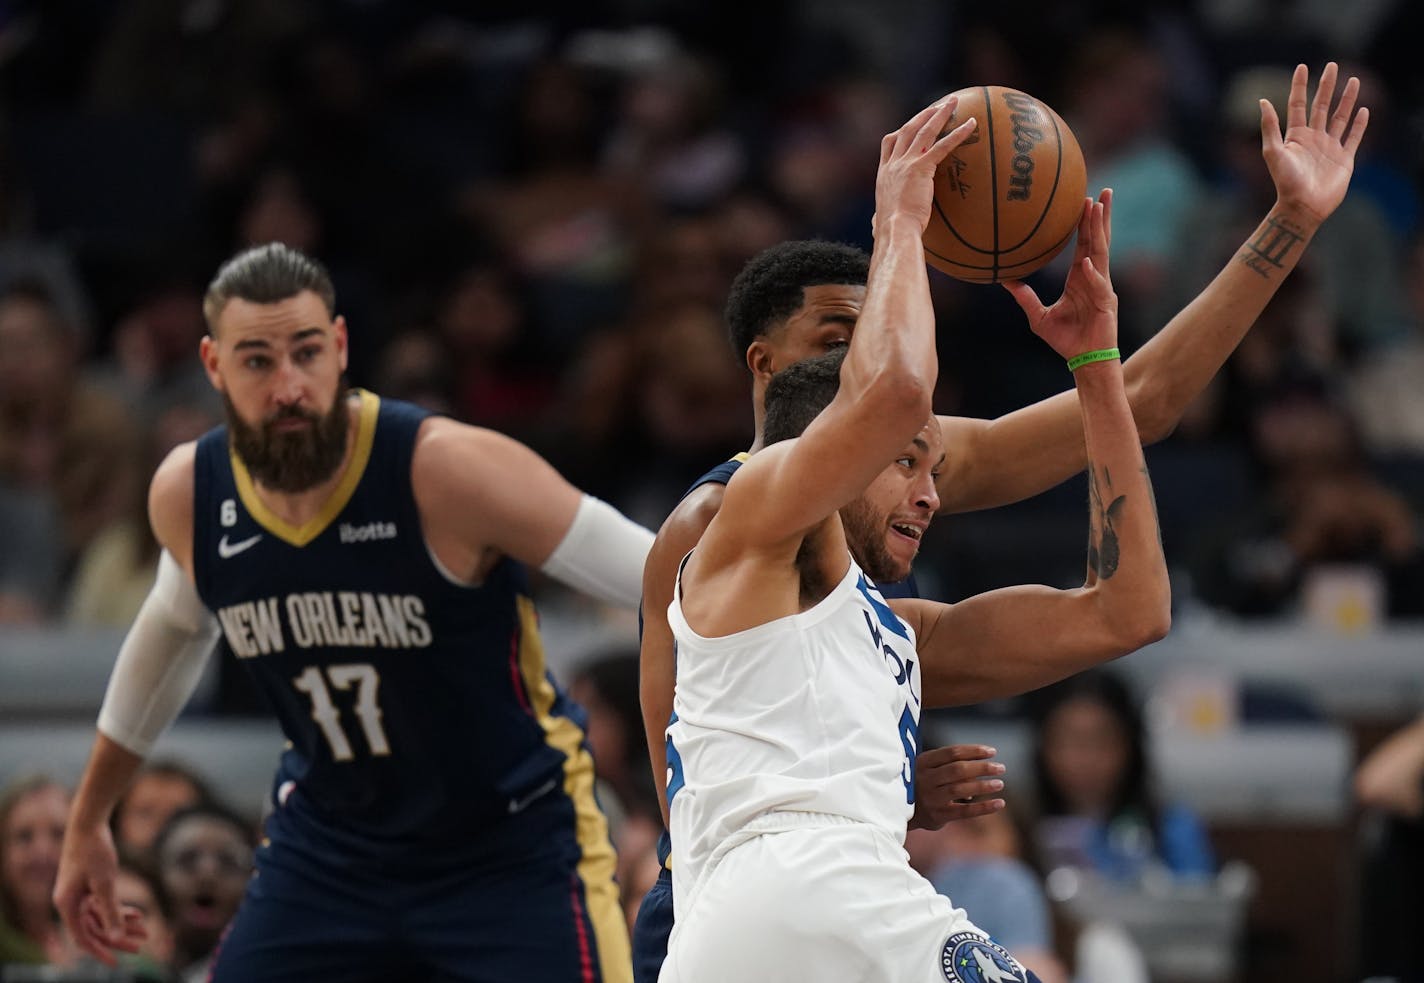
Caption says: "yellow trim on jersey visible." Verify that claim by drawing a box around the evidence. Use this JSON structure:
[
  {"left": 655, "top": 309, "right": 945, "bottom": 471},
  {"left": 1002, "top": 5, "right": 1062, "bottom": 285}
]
[
  {"left": 514, "top": 595, "right": 632, "bottom": 983},
  {"left": 731, "top": 451, "right": 750, "bottom": 464},
  {"left": 230, "top": 389, "right": 380, "bottom": 547}
]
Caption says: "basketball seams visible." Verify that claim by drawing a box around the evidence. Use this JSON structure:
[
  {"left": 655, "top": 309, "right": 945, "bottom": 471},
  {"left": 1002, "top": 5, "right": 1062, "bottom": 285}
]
[
  {"left": 982, "top": 85, "right": 1000, "bottom": 282},
  {"left": 922, "top": 85, "right": 1084, "bottom": 283}
]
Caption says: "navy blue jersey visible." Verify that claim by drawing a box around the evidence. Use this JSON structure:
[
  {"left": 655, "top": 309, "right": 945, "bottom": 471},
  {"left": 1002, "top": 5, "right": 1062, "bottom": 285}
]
[{"left": 192, "top": 391, "right": 599, "bottom": 860}]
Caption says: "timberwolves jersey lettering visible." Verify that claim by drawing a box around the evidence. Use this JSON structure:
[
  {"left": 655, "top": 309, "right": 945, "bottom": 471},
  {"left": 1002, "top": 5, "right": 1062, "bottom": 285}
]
[
  {"left": 192, "top": 391, "right": 594, "bottom": 856},
  {"left": 665, "top": 554, "right": 922, "bottom": 910}
]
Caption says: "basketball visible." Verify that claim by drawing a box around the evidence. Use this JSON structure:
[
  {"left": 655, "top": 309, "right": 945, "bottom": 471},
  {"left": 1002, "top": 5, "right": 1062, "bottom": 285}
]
[{"left": 924, "top": 85, "right": 1087, "bottom": 283}]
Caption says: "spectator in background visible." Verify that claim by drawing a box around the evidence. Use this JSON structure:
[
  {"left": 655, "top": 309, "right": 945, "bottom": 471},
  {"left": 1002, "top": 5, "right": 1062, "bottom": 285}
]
[
  {"left": 1062, "top": 30, "right": 1205, "bottom": 344},
  {"left": 0, "top": 483, "right": 62, "bottom": 623},
  {"left": 112, "top": 851, "right": 180, "bottom": 982},
  {"left": 431, "top": 252, "right": 558, "bottom": 436},
  {"left": 1190, "top": 381, "right": 1423, "bottom": 618},
  {"left": 462, "top": 55, "right": 654, "bottom": 357},
  {"left": 153, "top": 804, "right": 255, "bottom": 983},
  {"left": 907, "top": 805, "right": 1069, "bottom": 983},
  {"left": 0, "top": 278, "right": 144, "bottom": 581},
  {"left": 554, "top": 299, "right": 748, "bottom": 524},
  {"left": 112, "top": 763, "right": 213, "bottom": 861},
  {"left": 569, "top": 648, "right": 661, "bottom": 830},
  {"left": 0, "top": 776, "right": 73, "bottom": 967},
  {"left": 1028, "top": 670, "right": 1216, "bottom": 884},
  {"left": 65, "top": 395, "right": 222, "bottom": 628},
  {"left": 96, "top": 272, "right": 222, "bottom": 430},
  {"left": 1354, "top": 712, "right": 1424, "bottom": 981},
  {"left": 566, "top": 646, "right": 660, "bottom": 917},
  {"left": 569, "top": 648, "right": 665, "bottom": 939},
  {"left": 1347, "top": 233, "right": 1424, "bottom": 457},
  {"left": 601, "top": 47, "right": 746, "bottom": 211}
]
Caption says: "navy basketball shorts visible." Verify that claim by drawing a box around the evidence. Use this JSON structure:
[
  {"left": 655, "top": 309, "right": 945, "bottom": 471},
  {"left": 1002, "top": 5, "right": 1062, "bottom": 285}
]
[
  {"left": 209, "top": 808, "right": 630, "bottom": 982},
  {"left": 630, "top": 866, "right": 674, "bottom": 983}
]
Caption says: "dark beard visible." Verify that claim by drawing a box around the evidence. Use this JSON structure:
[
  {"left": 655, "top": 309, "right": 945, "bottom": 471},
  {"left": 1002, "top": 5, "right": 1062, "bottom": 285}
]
[
  {"left": 225, "top": 385, "right": 350, "bottom": 493},
  {"left": 840, "top": 496, "right": 909, "bottom": 585}
]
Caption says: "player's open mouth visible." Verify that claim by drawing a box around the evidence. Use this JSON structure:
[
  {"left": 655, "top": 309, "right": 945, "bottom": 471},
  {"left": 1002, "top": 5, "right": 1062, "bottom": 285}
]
[{"left": 890, "top": 522, "right": 923, "bottom": 542}]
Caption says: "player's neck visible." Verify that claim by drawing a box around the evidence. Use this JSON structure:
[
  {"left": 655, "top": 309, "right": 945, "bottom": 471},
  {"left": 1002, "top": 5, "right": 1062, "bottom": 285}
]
[{"left": 249, "top": 399, "right": 359, "bottom": 526}]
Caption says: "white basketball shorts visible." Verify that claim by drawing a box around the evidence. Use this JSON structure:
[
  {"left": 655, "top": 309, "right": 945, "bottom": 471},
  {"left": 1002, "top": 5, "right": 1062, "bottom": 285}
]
[{"left": 661, "top": 813, "right": 1032, "bottom": 983}]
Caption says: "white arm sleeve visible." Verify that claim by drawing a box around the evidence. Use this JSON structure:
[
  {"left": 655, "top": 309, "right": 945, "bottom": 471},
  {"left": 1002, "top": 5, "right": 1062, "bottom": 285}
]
[
  {"left": 97, "top": 550, "right": 221, "bottom": 757},
  {"left": 539, "top": 495, "right": 653, "bottom": 609}
]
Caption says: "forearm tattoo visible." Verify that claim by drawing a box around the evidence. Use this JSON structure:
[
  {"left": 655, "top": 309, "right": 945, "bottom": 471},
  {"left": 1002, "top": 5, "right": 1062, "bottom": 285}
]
[
  {"left": 1240, "top": 216, "right": 1306, "bottom": 278},
  {"left": 1087, "top": 465, "right": 1126, "bottom": 580}
]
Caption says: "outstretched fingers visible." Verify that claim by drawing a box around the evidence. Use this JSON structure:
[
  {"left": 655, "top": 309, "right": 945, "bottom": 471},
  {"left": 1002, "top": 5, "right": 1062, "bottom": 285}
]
[
  {"left": 929, "top": 115, "right": 978, "bottom": 163},
  {"left": 891, "top": 95, "right": 958, "bottom": 161},
  {"left": 1259, "top": 96, "right": 1283, "bottom": 153},
  {"left": 1286, "top": 63, "right": 1309, "bottom": 131},
  {"left": 1001, "top": 279, "right": 1044, "bottom": 322},
  {"left": 1309, "top": 61, "right": 1339, "bottom": 130},
  {"left": 1344, "top": 105, "right": 1371, "bottom": 157},
  {"left": 1085, "top": 197, "right": 1105, "bottom": 270},
  {"left": 1096, "top": 188, "right": 1114, "bottom": 276},
  {"left": 1328, "top": 74, "right": 1361, "bottom": 140}
]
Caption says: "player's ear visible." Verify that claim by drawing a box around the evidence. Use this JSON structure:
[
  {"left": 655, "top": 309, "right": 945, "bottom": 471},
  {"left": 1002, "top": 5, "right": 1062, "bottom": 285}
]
[
  {"left": 199, "top": 335, "right": 223, "bottom": 390},
  {"left": 746, "top": 339, "right": 775, "bottom": 383},
  {"left": 333, "top": 315, "right": 349, "bottom": 371}
]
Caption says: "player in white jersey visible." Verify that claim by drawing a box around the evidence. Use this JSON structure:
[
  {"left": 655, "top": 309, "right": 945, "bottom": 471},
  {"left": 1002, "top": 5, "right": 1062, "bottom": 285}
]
[{"left": 661, "top": 93, "right": 1171, "bottom": 983}]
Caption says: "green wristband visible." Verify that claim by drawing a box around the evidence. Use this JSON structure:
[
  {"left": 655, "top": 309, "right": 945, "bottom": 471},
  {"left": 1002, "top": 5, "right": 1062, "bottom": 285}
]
[{"left": 1067, "top": 347, "right": 1120, "bottom": 372}]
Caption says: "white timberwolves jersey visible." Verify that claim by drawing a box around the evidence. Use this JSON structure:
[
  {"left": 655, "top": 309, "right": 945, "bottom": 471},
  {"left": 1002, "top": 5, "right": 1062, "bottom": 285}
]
[{"left": 666, "top": 554, "right": 922, "bottom": 904}]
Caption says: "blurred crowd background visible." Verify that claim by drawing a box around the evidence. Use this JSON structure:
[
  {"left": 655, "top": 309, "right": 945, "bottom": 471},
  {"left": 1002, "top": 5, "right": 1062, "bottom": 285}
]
[{"left": 2, "top": 2, "right": 1423, "bottom": 982}]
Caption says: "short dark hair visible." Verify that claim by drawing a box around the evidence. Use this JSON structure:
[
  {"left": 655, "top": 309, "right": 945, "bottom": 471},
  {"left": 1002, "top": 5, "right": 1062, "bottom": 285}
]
[
  {"left": 763, "top": 348, "right": 846, "bottom": 445},
  {"left": 153, "top": 801, "right": 257, "bottom": 862},
  {"left": 724, "top": 241, "right": 869, "bottom": 358},
  {"left": 203, "top": 242, "right": 335, "bottom": 332}
]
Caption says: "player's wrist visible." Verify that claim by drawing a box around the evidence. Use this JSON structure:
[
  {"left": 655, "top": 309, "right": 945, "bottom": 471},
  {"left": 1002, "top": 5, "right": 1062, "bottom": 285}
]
[
  {"left": 873, "top": 211, "right": 929, "bottom": 240},
  {"left": 1067, "top": 354, "right": 1125, "bottom": 389},
  {"left": 1268, "top": 198, "right": 1324, "bottom": 236},
  {"left": 1065, "top": 347, "right": 1120, "bottom": 372}
]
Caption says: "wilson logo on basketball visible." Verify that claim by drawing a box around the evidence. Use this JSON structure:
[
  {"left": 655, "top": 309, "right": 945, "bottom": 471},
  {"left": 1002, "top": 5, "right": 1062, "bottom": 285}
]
[{"left": 1001, "top": 92, "right": 1046, "bottom": 202}]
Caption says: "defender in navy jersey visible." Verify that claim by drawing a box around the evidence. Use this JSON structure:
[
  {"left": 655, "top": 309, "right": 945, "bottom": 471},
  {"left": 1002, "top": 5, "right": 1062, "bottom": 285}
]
[
  {"left": 632, "top": 61, "right": 1370, "bottom": 982},
  {"left": 56, "top": 244, "right": 653, "bottom": 983}
]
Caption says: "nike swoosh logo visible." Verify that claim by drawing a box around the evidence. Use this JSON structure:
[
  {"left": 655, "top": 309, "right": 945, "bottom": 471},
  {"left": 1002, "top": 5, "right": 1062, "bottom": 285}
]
[
  {"left": 508, "top": 778, "right": 558, "bottom": 814},
  {"left": 218, "top": 533, "right": 263, "bottom": 559}
]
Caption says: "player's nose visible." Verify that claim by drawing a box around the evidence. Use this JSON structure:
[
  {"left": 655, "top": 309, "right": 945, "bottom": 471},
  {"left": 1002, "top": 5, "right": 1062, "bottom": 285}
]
[
  {"left": 914, "top": 474, "right": 940, "bottom": 513},
  {"left": 271, "top": 356, "right": 307, "bottom": 404}
]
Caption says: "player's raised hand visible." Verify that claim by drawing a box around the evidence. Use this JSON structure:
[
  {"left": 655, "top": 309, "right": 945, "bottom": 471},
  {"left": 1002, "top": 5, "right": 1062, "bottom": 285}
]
[
  {"left": 1261, "top": 61, "right": 1369, "bottom": 227},
  {"left": 1002, "top": 189, "right": 1118, "bottom": 360},
  {"left": 54, "top": 823, "right": 146, "bottom": 965},
  {"left": 874, "top": 94, "right": 977, "bottom": 234},
  {"left": 909, "top": 744, "right": 1008, "bottom": 831}
]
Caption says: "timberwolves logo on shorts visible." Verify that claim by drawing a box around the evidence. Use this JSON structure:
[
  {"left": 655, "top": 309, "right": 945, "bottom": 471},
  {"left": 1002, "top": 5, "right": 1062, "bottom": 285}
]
[{"left": 941, "top": 931, "right": 1028, "bottom": 983}]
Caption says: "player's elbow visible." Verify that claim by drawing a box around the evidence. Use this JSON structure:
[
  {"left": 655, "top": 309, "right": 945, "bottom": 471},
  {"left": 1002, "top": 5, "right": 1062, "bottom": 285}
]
[
  {"left": 1128, "top": 605, "right": 1172, "bottom": 650},
  {"left": 1097, "top": 590, "right": 1171, "bottom": 655},
  {"left": 1126, "top": 377, "right": 1176, "bottom": 446},
  {"left": 863, "top": 364, "right": 934, "bottom": 428},
  {"left": 1125, "top": 594, "right": 1171, "bottom": 650}
]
